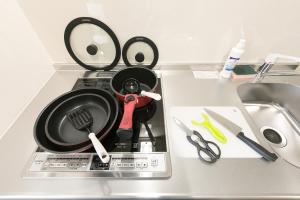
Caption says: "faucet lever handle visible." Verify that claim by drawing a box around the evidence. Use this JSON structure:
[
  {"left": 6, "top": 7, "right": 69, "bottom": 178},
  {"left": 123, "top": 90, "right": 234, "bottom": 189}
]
[{"left": 265, "top": 53, "right": 300, "bottom": 64}]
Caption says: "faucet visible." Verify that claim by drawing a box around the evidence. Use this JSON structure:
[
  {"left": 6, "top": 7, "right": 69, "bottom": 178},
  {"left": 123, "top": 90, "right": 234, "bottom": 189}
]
[{"left": 253, "top": 53, "right": 300, "bottom": 82}]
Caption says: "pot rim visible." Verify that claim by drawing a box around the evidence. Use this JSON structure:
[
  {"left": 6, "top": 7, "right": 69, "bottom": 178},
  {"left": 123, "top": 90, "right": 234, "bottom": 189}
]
[{"left": 110, "top": 67, "right": 158, "bottom": 98}]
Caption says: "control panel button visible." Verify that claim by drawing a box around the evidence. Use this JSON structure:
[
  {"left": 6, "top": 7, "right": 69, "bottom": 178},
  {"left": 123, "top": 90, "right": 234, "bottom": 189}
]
[
  {"left": 123, "top": 163, "right": 129, "bottom": 168},
  {"left": 116, "top": 163, "right": 122, "bottom": 168},
  {"left": 142, "top": 162, "right": 148, "bottom": 168},
  {"left": 129, "top": 163, "right": 135, "bottom": 168},
  {"left": 151, "top": 159, "right": 158, "bottom": 167},
  {"left": 136, "top": 162, "right": 142, "bottom": 168},
  {"left": 90, "top": 155, "right": 111, "bottom": 170}
]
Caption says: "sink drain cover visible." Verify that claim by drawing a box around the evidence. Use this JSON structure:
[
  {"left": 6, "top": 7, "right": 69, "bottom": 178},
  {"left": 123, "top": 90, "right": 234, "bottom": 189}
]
[
  {"left": 263, "top": 129, "right": 282, "bottom": 144},
  {"left": 260, "top": 126, "right": 287, "bottom": 148}
]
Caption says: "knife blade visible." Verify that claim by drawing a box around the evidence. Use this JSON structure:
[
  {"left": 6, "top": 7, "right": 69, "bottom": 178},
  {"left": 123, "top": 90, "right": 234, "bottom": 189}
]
[
  {"left": 204, "top": 108, "right": 278, "bottom": 161},
  {"left": 204, "top": 108, "right": 242, "bottom": 135}
]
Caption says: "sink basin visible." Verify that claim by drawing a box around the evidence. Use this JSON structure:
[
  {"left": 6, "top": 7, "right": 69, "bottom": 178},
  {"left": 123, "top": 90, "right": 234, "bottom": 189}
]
[{"left": 237, "top": 83, "right": 300, "bottom": 167}]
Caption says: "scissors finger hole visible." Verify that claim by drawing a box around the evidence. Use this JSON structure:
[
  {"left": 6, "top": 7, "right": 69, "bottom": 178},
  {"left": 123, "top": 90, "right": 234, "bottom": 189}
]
[{"left": 191, "top": 135, "right": 206, "bottom": 148}]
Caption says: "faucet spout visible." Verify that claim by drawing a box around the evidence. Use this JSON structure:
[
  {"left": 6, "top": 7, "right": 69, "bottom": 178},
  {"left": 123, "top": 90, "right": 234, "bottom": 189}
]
[
  {"left": 253, "top": 63, "right": 273, "bottom": 82},
  {"left": 253, "top": 53, "right": 300, "bottom": 83}
]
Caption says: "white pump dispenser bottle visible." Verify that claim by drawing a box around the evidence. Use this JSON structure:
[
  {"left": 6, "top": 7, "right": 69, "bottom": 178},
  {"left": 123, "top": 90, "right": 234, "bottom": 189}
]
[{"left": 220, "top": 39, "right": 246, "bottom": 79}]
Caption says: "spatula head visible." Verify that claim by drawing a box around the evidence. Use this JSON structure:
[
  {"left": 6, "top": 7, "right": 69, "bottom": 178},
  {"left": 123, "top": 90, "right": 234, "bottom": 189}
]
[{"left": 67, "top": 108, "right": 93, "bottom": 131}]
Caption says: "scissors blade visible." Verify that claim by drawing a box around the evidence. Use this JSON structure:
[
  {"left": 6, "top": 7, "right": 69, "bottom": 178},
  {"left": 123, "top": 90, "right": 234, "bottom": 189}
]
[{"left": 173, "top": 117, "right": 193, "bottom": 137}]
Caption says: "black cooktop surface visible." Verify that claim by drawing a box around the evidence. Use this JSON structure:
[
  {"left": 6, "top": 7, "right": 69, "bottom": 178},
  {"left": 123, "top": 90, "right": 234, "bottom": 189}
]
[{"left": 37, "top": 77, "right": 166, "bottom": 153}]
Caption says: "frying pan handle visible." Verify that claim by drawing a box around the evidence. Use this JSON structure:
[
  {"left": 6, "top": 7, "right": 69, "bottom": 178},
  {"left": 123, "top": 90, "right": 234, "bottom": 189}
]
[
  {"left": 141, "top": 91, "right": 161, "bottom": 101},
  {"left": 117, "top": 95, "right": 138, "bottom": 140},
  {"left": 88, "top": 133, "right": 110, "bottom": 163}
]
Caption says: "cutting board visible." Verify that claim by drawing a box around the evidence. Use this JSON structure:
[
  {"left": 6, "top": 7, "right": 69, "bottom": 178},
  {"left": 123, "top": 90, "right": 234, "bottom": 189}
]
[{"left": 170, "top": 106, "right": 261, "bottom": 158}]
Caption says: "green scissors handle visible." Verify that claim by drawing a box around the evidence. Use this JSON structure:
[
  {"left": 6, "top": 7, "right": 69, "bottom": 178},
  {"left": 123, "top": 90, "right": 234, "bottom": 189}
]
[{"left": 192, "top": 113, "right": 227, "bottom": 144}]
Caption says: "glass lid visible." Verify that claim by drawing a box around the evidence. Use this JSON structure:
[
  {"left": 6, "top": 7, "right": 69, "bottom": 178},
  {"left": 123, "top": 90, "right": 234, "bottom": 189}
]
[
  {"left": 64, "top": 17, "right": 121, "bottom": 71},
  {"left": 122, "top": 36, "right": 159, "bottom": 69}
]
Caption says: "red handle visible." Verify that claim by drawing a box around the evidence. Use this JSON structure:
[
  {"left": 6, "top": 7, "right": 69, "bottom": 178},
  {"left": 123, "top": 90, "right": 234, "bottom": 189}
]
[{"left": 117, "top": 94, "right": 138, "bottom": 140}]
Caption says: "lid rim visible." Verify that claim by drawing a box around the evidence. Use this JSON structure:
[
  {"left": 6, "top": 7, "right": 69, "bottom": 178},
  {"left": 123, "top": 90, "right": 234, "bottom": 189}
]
[{"left": 64, "top": 17, "right": 121, "bottom": 71}]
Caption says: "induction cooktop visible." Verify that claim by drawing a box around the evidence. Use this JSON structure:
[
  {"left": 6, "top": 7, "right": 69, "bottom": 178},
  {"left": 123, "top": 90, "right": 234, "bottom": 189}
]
[{"left": 23, "top": 71, "right": 171, "bottom": 178}]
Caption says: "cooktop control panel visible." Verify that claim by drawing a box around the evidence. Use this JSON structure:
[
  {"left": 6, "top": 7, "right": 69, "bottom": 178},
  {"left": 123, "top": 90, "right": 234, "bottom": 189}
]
[{"left": 28, "top": 153, "right": 166, "bottom": 173}]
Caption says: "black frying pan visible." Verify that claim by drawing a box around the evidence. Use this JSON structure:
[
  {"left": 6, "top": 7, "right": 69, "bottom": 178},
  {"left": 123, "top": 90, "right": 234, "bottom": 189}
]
[
  {"left": 45, "top": 93, "right": 111, "bottom": 147},
  {"left": 34, "top": 88, "right": 119, "bottom": 153}
]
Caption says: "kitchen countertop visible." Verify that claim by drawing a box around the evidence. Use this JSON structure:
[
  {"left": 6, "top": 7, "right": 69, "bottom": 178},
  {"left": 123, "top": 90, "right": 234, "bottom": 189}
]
[{"left": 1, "top": 66, "right": 300, "bottom": 199}]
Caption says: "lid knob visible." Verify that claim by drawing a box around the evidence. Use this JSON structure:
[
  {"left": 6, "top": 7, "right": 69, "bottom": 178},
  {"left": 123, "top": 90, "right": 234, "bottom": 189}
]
[
  {"left": 86, "top": 44, "right": 98, "bottom": 55},
  {"left": 135, "top": 52, "right": 145, "bottom": 63}
]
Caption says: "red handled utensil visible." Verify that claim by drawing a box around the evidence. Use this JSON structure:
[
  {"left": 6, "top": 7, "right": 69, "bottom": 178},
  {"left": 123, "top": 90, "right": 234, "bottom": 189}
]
[{"left": 117, "top": 94, "right": 139, "bottom": 140}]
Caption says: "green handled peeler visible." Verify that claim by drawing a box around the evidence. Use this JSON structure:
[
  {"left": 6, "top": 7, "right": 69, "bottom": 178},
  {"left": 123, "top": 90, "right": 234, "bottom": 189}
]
[{"left": 192, "top": 113, "right": 227, "bottom": 144}]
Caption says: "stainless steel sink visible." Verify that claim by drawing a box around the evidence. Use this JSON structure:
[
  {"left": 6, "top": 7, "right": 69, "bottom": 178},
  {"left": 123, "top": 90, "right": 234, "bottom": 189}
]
[{"left": 237, "top": 83, "right": 300, "bottom": 167}]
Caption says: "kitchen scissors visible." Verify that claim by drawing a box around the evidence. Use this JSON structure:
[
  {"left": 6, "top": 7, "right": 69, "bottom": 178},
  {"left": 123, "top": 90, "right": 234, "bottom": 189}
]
[{"left": 173, "top": 117, "right": 221, "bottom": 163}]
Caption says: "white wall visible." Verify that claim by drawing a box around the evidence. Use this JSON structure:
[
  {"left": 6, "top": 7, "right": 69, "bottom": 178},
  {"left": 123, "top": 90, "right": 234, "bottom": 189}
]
[
  {"left": 0, "top": 1, "right": 298, "bottom": 137},
  {"left": 17, "top": 0, "right": 300, "bottom": 65},
  {"left": 0, "top": 0, "right": 54, "bottom": 138}
]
